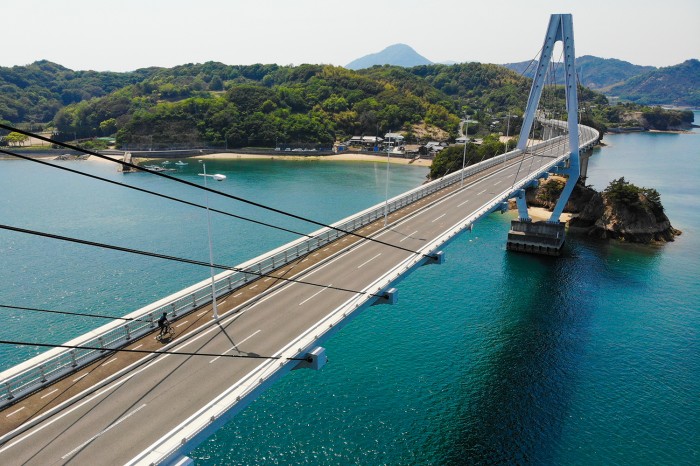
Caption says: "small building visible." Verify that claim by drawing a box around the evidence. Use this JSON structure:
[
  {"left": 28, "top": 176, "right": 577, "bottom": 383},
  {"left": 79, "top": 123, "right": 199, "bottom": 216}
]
[
  {"left": 383, "top": 132, "right": 405, "bottom": 147},
  {"left": 349, "top": 136, "right": 383, "bottom": 147},
  {"left": 425, "top": 141, "right": 445, "bottom": 152}
]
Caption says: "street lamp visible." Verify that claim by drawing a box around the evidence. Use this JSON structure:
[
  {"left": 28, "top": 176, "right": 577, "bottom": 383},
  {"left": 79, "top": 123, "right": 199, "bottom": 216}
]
[
  {"left": 384, "top": 131, "right": 391, "bottom": 226},
  {"left": 503, "top": 111, "right": 511, "bottom": 168},
  {"left": 199, "top": 161, "right": 226, "bottom": 319},
  {"left": 460, "top": 118, "right": 469, "bottom": 188}
]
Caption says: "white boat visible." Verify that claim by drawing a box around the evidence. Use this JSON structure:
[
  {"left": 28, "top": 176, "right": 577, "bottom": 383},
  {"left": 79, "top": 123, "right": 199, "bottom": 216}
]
[{"left": 175, "top": 161, "right": 188, "bottom": 166}]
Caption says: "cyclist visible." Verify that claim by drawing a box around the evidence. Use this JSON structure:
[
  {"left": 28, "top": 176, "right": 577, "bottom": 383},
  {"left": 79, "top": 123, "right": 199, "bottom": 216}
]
[{"left": 157, "top": 312, "right": 170, "bottom": 338}]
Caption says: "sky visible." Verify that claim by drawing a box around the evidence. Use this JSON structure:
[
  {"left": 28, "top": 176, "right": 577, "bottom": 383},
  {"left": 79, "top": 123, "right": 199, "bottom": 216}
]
[{"left": 3, "top": 0, "right": 698, "bottom": 72}]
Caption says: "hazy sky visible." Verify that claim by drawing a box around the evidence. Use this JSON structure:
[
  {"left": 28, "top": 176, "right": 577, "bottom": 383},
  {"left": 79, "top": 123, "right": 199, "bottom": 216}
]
[{"left": 4, "top": 0, "right": 698, "bottom": 71}]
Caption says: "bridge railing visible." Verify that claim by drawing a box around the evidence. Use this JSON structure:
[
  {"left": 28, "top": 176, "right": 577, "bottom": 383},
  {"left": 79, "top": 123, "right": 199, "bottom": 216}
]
[{"left": 0, "top": 122, "right": 598, "bottom": 408}]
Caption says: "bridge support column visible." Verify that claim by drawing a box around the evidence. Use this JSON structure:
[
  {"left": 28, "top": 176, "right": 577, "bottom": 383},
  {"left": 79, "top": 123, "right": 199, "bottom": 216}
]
[
  {"left": 514, "top": 190, "right": 530, "bottom": 221},
  {"left": 507, "top": 13, "right": 578, "bottom": 256},
  {"left": 506, "top": 220, "right": 566, "bottom": 256}
]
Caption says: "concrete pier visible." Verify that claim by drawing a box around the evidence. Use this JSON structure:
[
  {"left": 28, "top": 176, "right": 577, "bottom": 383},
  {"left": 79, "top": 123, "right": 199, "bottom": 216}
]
[{"left": 506, "top": 220, "right": 566, "bottom": 256}]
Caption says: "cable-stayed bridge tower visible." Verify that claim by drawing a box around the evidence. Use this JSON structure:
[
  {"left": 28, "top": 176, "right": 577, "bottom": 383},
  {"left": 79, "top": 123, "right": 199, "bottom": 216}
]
[{"left": 506, "top": 13, "right": 581, "bottom": 255}]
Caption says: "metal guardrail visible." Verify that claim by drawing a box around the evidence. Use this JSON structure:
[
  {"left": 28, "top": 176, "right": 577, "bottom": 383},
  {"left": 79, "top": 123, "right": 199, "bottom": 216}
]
[{"left": 0, "top": 122, "right": 598, "bottom": 407}]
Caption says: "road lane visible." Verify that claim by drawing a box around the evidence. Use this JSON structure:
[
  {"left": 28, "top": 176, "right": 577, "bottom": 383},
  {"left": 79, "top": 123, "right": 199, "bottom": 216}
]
[{"left": 0, "top": 144, "right": 574, "bottom": 465}]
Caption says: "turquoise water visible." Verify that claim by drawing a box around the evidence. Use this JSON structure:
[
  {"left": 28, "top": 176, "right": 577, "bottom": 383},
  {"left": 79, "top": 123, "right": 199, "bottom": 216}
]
[
  {"left": 1, "top": 117, "right": 699, "bottom": 464},
  {"left": 0, "top": 159, "right": 428, "bottom": 364}
]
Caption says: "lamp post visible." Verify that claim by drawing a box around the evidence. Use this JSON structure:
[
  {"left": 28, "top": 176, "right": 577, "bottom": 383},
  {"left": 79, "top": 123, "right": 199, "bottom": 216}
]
[
  {"left": 384, "top": 131, "right": 391, "bottom": 226},
  {"left": 198, "top": 161, "right": 226, "bottom": 319},
  {"left": 460, "top": 118, "right": 469, "bottom": 188},
  {"left": 503, "top": 111, "right": 511, "bottom": 168}
]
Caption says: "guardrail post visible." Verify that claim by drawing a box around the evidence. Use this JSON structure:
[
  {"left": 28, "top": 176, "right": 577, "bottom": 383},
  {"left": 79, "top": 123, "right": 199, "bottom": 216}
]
[
  {"left": 0, "top": 124, "right": 596, "bottom": 411},
  {"left": 4, "top": 381, "right": 14, "bottom": 400}
]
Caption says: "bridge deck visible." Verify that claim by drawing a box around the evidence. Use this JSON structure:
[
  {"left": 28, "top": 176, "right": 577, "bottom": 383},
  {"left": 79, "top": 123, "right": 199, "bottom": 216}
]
[{"left": 0, "top": 138, "right": 579, "bottom": 465}]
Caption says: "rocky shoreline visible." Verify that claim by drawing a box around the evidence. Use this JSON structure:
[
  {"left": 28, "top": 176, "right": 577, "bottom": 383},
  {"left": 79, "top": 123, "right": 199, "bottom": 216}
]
[{"left": 525, "top": 177, "right": 682, "bottom": 244}]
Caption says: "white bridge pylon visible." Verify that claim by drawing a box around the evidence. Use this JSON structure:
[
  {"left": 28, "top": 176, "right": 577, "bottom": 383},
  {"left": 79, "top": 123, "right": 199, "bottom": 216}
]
[{"left": 516, "top": 13, "right": 579, "bottom": 224}]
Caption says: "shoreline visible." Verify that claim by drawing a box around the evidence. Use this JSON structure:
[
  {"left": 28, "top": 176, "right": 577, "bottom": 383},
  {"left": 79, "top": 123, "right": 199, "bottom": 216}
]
[{"left": 137, "top": 151, "right": 433, "bottom": 167}]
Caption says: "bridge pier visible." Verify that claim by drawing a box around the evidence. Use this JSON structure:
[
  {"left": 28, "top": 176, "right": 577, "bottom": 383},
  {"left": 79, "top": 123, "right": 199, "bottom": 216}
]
[
  {"left": 506, "top": 13, "right": 578, "bottom": 257},
  {"left": 506, "top": 220, "right": 566, "bottom": 256}
]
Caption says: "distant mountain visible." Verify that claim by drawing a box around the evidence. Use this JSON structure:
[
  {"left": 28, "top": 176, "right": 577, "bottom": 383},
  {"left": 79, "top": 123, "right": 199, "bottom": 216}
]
[
  {"left": 346, "top": 44, "right": 432, "bottom": 70},
  {"left": 502, "top": 55, "right": 656, "bottom": 90},
  {"left": 605, "top": 59, "right": 700, "bottom": 107}
]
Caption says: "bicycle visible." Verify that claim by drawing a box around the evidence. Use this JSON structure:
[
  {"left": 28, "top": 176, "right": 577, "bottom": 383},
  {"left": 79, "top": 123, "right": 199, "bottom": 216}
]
[{"left": 156, "top": 323, "right": 176, "bottom": 342}]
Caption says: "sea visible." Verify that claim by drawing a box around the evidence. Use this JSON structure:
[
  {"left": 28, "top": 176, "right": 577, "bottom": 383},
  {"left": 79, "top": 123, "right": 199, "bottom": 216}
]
[{"left": 0, "top": 113, "right": 698, "bottom": 465}]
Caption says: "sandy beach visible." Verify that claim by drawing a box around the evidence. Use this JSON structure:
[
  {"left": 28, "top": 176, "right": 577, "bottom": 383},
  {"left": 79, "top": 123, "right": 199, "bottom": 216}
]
[
  {"left": 87, "top": 152, "right": 575, "bottom": 222},
  {"left": 197, "top": 151, "right": 433, "bottom": 167},
  {"left": 88, "top": 151, "right": 433, "bottom": 167}
]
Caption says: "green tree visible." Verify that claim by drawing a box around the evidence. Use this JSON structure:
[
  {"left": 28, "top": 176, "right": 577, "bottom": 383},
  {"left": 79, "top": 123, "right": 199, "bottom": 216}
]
[
  {"left": 4, "top": 131, "right": 29, "bottom": 146},
  {"left": 209, "top": 75, "right": 224, "bottom": 91},
  {"left": 99, "top": 118, "right": 117, "bottom": 135},
  {"left": 429, "top": 144, "right": 477, "bottom": 179}
]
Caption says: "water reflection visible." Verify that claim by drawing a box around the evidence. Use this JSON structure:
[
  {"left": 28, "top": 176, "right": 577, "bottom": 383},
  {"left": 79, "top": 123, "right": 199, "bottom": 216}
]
[{"left": 438, "top": 240, "right": 602, "bottom": 464}]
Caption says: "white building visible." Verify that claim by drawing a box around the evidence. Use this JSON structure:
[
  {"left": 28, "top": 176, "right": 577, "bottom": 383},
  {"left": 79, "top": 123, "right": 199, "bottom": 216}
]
[{"left": 383, "top": 132, "right": 405, "bottom": 147}]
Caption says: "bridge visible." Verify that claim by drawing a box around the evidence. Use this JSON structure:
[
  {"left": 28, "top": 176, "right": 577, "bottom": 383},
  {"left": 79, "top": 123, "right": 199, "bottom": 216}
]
[{"left": 0, "top": 14, "right": 598, "bottom": 465}]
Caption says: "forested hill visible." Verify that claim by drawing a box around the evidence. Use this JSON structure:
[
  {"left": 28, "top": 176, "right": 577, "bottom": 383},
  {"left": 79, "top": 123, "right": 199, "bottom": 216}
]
[
  {"left": 605, "top": 59, "right": 700, "bottom": 107},
  {"left": 45, "top": 62, "right": 558, "bottom": 149},
  {"left": 504, "top": 55, "right": 699, "bottom": 107},
  {"left": 0, "top": 60, "right": 158, "bottom": 124},
  {"left": 4, "top": 59, "right": 679, "bottom": 150},
  {"left": 503, "top": 55, "right": 656, "bottom": 90}
]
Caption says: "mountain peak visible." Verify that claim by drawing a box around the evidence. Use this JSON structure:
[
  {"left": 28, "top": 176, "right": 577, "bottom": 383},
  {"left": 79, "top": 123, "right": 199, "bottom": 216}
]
[{"left": 345, "top": 44, "right": 432, "bottom": 70}]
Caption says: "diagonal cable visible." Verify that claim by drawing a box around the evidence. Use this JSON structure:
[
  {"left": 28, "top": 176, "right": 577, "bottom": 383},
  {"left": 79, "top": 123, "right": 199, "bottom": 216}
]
[
  {"left": 0, "top": 148, "right": 312, "bottom": 239},
  {"left": 0, "top": 124, "right": 435, "bottom": 260},
  {"left": 0, "top": 340, "right": 307, "bottom": 361},
  {"left": 0, "top": 223, "right": 386, "bottom": 299}
]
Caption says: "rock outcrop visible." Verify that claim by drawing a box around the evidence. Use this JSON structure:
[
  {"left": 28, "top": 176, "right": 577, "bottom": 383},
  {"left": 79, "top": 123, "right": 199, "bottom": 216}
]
[
  {"left": 568, "top": 190, "right": 681, "bottom": 242},
  {"left": 526, "top": 177, "right": 681, "bottom": 243}
]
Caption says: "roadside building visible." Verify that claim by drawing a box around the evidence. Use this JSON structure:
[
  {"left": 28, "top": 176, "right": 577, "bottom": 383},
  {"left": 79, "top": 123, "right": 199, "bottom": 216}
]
[
  {"left": 348, "top": 136, "right": 383, "bottom": 148},
  {"left": 383, "top": 132, "right": 405, "bottom": 148}
]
